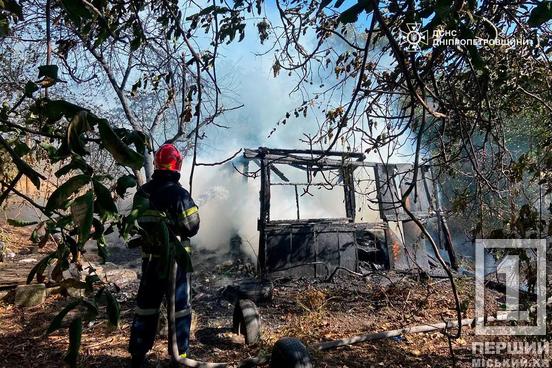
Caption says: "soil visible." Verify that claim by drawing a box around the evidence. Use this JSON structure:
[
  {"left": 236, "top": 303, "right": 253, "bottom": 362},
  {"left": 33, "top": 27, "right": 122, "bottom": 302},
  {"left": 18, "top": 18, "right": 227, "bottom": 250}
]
[{"left": 0, "top": 221, "right": 546, "bottom": 368}]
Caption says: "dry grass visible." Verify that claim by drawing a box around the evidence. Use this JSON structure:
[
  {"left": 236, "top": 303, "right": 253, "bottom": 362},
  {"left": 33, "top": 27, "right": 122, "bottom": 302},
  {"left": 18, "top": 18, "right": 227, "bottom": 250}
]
[{"left": 0, "top": 223, "right": 532, "bottom": 368}]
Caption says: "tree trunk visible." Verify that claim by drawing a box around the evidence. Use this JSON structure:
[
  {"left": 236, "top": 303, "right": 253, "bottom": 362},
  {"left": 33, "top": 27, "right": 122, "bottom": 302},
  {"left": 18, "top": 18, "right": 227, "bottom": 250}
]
[{"left": 144, "top": 148, "right": 154, "bottom": 182}]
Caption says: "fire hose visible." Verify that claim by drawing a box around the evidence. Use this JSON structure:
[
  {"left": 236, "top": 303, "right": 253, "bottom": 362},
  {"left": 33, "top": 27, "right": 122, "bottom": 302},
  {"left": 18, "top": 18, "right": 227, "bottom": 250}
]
[{"left": 167, "top": 258, "right": 266, "bottom": 368}]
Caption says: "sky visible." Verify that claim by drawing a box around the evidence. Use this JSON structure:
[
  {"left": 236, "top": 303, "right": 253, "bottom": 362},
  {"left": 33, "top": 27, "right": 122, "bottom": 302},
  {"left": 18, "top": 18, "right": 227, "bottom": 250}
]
[
  {"left": 3, "top": 3, "right": 415, "bottom": 259},
  {"left": 180, "top": 34, "right": 329, "bottom": 256},
  {"left": 193, "top": 12, "right": 331, "bottom": 160},
  {"left": 162, "top": 8, "right": 417, "bottom": 258}
]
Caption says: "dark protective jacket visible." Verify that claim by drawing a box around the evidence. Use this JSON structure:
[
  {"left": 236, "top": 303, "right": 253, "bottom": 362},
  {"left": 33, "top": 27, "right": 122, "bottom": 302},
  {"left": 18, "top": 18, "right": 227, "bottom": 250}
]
[{"left": 132, "top": 170, "right": 200, "bottom": 258}]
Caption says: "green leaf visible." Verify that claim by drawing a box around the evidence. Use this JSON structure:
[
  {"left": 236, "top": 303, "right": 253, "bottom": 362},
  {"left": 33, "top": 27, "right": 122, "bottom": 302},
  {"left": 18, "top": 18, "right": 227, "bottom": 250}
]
[
  {"left": 12, "top": 154, "right": 43, "bottom": 188},
  {"left": 52, "top": 141, "right": 71, "bottom": 162},
  {"left": 122, "top": 130, "right": 148, "bottom": 155},
  {"left": 97, "top": 119, "right": 144, "bottom": 170},
  {"left": 120, "top": 191, "right": 149, "bottom": 238},
  {"left": 40, "top": 142, "right": 57, "bottom": 157},
  {"left": 67, "top": 111, "right": 90, "bottom": 156},
  {"left": 93, "top": 179, "right": 117, "bottom": 220},
  {"left": 92, "top": 28, "right": 110, "bottom": 48},
  {"left": 419, "top": 2, "right": 435, "bottom": 18},
  {"left": 39, "top": 99, "right": 83, "bottom": 122},
  {"left": 45, "top": 174, "right": 91, "bottom": 212},
  {"left": 319, "top": 0, "right": 332, "bottom": 11},
  {"left": 45, "top": 215, "right": 72, "bottom": 235},
  {"left": 63, "top": 317, "right": 82, "bottom": 368},
  {"left": 55, "top": 238, "right": 71, "bottom": 259},
  {"left": 116, "top": 175, "right": 137, "bottom": 197},
  {"left": 0, "top": 19, "right": 8, "bottom": 37},
  {"left": 12, "top": 139, "right": 30, "bottom": 156},
  {"left": 85, "top": 274, "right": 101, "bottom": 292},
  {"left": 130, "top": 79, "right": 141, "bottom": 97},
  {"left": 198, "top": 5, "right": 215, "bottom": 15},
  {"left": 38, "top": 65, "right": 59, "bottom": 80},
  {"left": 121, "top": 210, "right": 139, "bottom": 240},
  {"left": 96, "top": 235, "right": 109, "bottom": 262},
  {"left": 338, "top": 3, "right": 362, "bottom": 23},
  {"left": 528, "top": 1, "right": 552, "bottom": 27},
  {"left": 30, "top": 228, "right": 41, "bottom": 243},
  {"left": 130, "top": 37, "right": 141, "bottom": 51},
  {"left": 358, "top": 0, "right": 375, "bottom": 12},
  {"left": 467, "top": 45, "right": 485, "bottom": 70},
  {"left": 337, "top": 2, "right": 372, "bottom": 24},
  {"left": 91, "top": 217, "right": 105, "bottom": 240},
  {"left": 46, "top": 299, "right": 81, "bottom": 335},
  {"left": 65, "top": 235, "right": 79, "bottom": 258},
  {"left": 0, "top": 136, "right": 44, "bottom": 189},
  {"left": 71, "top": 191, "right": 94, "bottom": 246},
  {"left": 24, "top": 81, "right": 39, "bottom": 97},
  {"left": 55, "top": 156, "right": 93, "bottom": 177},
  {"left": 3, "top": 0, "right": 23, "bottom": 19},
  {"left": 27, "top": 252, "right": 56, "bottom": 284},
  {"left": 104, "top": 289, "right": 120, "bottom": 328},
  {"left": 61, "top": 0, "right": 92, "bottom": 25},
  {"left": 81, "top": 299, "right": 99, "bottom": 320},
  {"left": 7, "top": 218, "right": 38, "bottom": 227},
  {"left": 434, "top": 0, "right": 453, "bottom": 18},
  {"left": 481, "top": 17, "right": 498, "bottom": 39},
  {"left": 93, "top": 174, "right": 114, "bottom": 182}
]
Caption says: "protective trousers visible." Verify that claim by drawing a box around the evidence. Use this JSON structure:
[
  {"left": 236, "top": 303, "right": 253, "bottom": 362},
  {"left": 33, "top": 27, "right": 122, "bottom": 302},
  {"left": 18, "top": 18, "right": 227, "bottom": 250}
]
[{"left": 129, "top": 257, "right": 191, "bottom": 358}]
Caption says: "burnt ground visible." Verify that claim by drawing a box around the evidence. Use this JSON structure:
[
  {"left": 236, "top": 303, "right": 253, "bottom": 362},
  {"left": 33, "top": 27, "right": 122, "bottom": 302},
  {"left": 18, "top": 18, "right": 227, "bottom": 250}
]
[{"left": 0, "top": 222, "right": 548, "bottom": 368}]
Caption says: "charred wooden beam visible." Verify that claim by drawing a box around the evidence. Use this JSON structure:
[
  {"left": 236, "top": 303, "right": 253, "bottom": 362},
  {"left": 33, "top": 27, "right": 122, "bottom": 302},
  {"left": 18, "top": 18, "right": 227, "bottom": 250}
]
[
  {"left": 269, "top": 165, "right": 289, "bottom": 182},
  {"left": 343, "top": 166, "right": 356, "bottom": 221},
  {"left": 252, "top": 147, "right": 366, "bottom": 160},
  {"left": 257, "top": 159, "right": 271, "bottom": 276},
  {"left": 244, "top": 149, "right": 374, "bottom": 168}
]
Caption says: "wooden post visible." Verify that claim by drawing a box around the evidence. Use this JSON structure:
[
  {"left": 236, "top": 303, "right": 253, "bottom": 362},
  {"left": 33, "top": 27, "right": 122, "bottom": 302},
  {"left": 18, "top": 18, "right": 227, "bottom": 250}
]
[
  {"left": 258, "top": 158, "right": 270, "bottom": 276},
  {"left": 342, "top": 166, "right": 356, "bottom": 221}
]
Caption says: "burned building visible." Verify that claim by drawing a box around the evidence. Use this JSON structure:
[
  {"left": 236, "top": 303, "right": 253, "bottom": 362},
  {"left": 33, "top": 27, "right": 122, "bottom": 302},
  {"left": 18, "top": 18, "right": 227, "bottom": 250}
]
[{"left": 242, "top": 147, "right": 457, "bottom": 278}]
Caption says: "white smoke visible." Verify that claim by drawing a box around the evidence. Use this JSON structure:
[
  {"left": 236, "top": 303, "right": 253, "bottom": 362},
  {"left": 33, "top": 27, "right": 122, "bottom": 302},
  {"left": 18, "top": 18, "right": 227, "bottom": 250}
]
[
  {"left": 171, "top": 21, "right": 414, "bottom": 262},
  {"left": 182, "top": 161, "right": 260, "bottom": 260}
]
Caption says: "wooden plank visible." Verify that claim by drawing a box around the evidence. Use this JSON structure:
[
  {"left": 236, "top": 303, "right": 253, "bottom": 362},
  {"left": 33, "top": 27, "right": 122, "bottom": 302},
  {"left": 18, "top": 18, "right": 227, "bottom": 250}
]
[{"left": 0, "top": 262, "right": 34, "bottom": 287}]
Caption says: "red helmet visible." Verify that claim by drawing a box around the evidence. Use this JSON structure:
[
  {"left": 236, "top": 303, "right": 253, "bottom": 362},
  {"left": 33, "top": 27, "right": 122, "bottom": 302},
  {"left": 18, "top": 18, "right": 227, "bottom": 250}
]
[{"left": 154, "top": 144, "right": 183, "bottom": 172}]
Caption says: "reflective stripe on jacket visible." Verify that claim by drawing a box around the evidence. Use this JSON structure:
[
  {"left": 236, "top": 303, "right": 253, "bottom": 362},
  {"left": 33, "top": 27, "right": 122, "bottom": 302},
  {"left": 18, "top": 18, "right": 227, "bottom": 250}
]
[{"left": 132, "top": 170, "right": 200, "bottom": 256}]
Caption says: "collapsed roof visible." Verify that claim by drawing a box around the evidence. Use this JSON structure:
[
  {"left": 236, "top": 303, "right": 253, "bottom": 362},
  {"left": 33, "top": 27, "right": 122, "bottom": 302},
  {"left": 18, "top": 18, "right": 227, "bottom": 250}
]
[{"left": 242, "top": 147, "right": 458, "bottom": 279}]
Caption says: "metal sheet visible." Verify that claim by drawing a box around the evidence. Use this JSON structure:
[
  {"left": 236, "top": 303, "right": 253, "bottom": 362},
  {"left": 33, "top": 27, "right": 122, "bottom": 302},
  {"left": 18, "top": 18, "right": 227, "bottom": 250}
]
[
  {"left": 398, "top": 164, "right": 432, "bottom": 214},
  {"left": 375, "top": 164, "right": 404, "bottom": 220},
  {"left": 265, "top": 224, "right": 357, "bottom": 278},
  {"left": 402, "top": 220, "right": 430, "bottom": 271}
]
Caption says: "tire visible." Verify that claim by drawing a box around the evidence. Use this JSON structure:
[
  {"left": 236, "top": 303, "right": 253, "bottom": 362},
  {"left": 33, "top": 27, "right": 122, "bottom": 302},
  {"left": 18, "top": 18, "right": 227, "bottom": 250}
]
[
  {"left": 270, "top": 337, "right": 313, "bottom": 368},
  {"left": 237, "top": 278, "right": 273, "bottom": 304},
  {"left": 232, "top": 298, "right": 261, "bottom": 345}
]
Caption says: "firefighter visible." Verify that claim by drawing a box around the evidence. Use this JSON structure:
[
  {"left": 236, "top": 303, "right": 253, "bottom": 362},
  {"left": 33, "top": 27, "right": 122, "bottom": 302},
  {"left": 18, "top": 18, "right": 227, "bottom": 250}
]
[{"left": 128, "top": 143, "right": 200, "bottom": 368}]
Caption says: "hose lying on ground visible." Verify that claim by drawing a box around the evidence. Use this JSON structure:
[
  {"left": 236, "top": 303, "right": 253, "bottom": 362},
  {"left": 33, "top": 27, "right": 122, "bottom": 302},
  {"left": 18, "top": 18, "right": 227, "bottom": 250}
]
[{"left": 313, "top": 314, "right": 510, "bottom": 351}]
